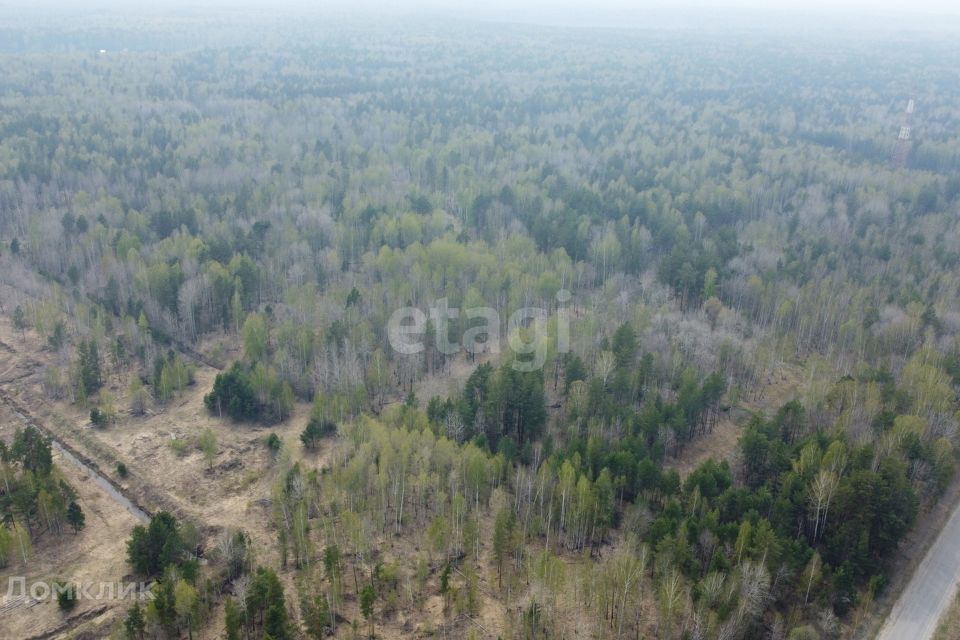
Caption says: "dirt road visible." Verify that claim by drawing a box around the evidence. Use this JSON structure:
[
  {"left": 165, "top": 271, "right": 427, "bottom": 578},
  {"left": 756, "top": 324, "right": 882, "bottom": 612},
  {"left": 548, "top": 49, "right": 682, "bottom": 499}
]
[{"left": 876, "top": 499, "right": 960, "bottom": 640}]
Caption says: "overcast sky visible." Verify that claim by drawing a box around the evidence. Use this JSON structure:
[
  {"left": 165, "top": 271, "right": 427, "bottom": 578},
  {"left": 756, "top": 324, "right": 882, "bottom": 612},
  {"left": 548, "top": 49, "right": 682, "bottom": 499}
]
[
  {"left": 433, "top": 0, "right": 960, "bottom": 13},
  {"left": 6, "top": 0, "right": 959, "bottom": 12},
  {"left": 4, "top": 0, "right": 960, "bottom": 34}
]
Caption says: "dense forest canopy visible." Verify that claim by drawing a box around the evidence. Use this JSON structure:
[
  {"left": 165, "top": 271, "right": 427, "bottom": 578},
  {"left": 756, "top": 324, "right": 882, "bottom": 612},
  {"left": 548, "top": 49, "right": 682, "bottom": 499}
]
[{"left": 0, "top": 9, "right": 958, "bottom": 640}]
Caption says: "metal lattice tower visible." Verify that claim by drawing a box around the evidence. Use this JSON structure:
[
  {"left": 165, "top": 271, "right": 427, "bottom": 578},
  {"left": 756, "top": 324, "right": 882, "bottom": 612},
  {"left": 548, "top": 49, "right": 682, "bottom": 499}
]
[{"left": 892, "top": 97, "right": 915, "bottom": 169}]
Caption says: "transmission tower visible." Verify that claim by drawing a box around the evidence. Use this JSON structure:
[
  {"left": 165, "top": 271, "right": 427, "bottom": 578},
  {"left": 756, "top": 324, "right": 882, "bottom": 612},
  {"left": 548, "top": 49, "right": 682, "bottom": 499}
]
[{"left": 892, "top": 97, "right": 914, "bottom": 170}]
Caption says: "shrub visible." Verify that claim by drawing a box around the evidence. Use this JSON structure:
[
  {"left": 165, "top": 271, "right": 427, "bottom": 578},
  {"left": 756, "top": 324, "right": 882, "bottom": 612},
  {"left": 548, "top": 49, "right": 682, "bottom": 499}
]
[
  {"left": 168, "top": 438, "right": 190, "bottom": 457},
  {"left": 55, "top": 581, "right": 76, "bottom": 611},
  {"left": 300, "top": 418, "right": 336, "bottom": 449},
  {"left": 90, "top": 407, "right": 108, "bottom": 427},
  {"left": 266, "top": 432, "right": 281, "bottom": 452}
]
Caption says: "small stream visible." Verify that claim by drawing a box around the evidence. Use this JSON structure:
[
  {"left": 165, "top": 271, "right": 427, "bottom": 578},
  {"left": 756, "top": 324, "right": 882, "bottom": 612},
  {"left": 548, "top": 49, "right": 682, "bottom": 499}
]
[
  {"left": 6, "top": 402, "right": 150, "bottom": 524},
  {"left": 51, "top": 440, "right": 150, "bottom": 523}
]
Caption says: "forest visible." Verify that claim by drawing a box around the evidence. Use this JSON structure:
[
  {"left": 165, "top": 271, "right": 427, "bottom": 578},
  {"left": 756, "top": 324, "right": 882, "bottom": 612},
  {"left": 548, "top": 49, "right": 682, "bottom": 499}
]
[{"left": 0, "top": 8, "right": 959, "bottom": 640}]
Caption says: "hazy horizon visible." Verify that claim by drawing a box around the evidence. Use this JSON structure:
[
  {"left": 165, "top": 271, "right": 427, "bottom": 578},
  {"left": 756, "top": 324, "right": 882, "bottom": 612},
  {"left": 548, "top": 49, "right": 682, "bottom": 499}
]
[
  {"left": 0, "top": 1, "right": 958, "bottom": 40},
  {"left": 3, "top": 0, "right": 960, "bottom": 19}
]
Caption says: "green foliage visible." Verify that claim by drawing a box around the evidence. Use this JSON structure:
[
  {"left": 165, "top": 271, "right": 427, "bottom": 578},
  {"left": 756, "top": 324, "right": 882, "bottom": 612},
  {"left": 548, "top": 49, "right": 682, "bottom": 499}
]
[
  {"left": 0, "top": 526, "right": 12, "bottom": 568},
  {"left": 126, "top": 511, "right": 183, "bottom": 576},
  {"left": 265, "top": 432, "right": 282, "bottom": 452},
  {"left": 174, "top": 579, "right": 201, "bottom": 637},
  {"left": 346, "top": 286, "right": 362, "bottom": 308},
  {"left": 494, "top": 365, "right": 547, "bottom": 450},
  {"left": 323, "top": 546, "right": 342, "bottom": 597},
  {"left": 12, "top": 305, "right": 27, "bottom": 334},
  {"left": 449, "top": 362, "right": 546, "bottom": 456},
  {"left": 10, "top": 425, "right": 53, "bottom": 475},
  {"left": 124, "top": 602, "right": 146, "bottom": 640},
  {"left": 55, "top": 580, "right": 76, "bottom": 611},
  {"left": 224, "top": 597, "right": 242, "bottom": 640},
  {"left": 47, "top": 322, "right": 66, "bottom": 350},
  {"left": 76, "top": 339, "right": 102, "bottom": 396},
  {"left": 360, "top": 583, "right": 376, "bottom": 637},
  {"left": 128, "top": 376, "right": 149, "bottom": 415},
  {"left": 301, "top": 417, "right": 336, "bottom": 449},
  {"left": 2, "top": 17, "right": 960, "bottom": 638},
  {"left": 89, "top": 407, "right": 108, "bottom": 427},
  {"left": 204, "top": 362, "right": 260, "bottom": 421},
  {"left": 205, "top": 361, "right": 290, "bottom": 423},
  {"left": 301, "top": 593, "right": 331, "bottom": 640},
  {"left": 154, "top": 353, "right": 193, "bottom": 402},
  {"left": 493, "top": 507, "right": 516, "bottom": 588},
  {"left": 0, "top": 427, "right": 80, "bottom": 543},
  {"left": 246, "top": 567, "right": 289, "bottom": 640},
  {"left": 439, "top": 563, "right": 451, "bottom": 595},
  {"left": 168, "top": 437, "right": 190, "bottom": 457},
  {"left": 683, "top": 458, "right": 731, "bottom": 499},
  {"left": 198, "top": 428, "right": 217, "bottom": 468},
  {"left": 611, "top": 323, "right": 638, "bottom": 368},
  {"left": 822, "top": 459, "right": 918, "bottom": 586},
  {"left": 66, "top": 501, "right": 85, "bottom": 533},
  {"left": 242, "top": 313, "right": 269, "bottom": 362},
  {"left": 563, "top": 354, "right": 587, "bottom": 392},
  {"left": 787, "top": 626, "right": 820, "bottom": 640},
  {"left": 147, "top": 565, "right": 199, "bottom": 636}
]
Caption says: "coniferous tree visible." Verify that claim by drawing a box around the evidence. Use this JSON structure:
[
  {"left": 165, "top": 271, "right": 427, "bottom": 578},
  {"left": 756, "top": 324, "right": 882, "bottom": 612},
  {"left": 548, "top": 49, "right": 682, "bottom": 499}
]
[{"left": 66, "top": 501, "right": 85, "bottom": 534}]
